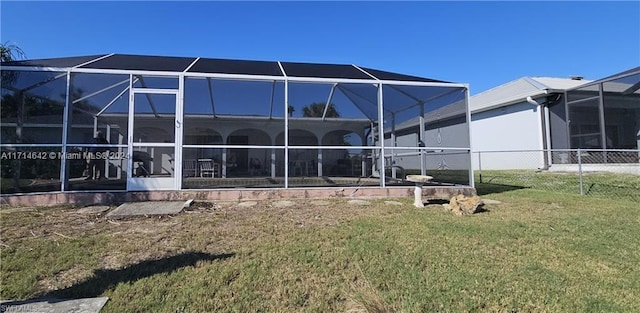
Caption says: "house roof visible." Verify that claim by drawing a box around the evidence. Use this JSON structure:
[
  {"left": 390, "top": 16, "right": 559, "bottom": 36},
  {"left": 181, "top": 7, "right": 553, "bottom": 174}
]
[
  {"left": 566, "top": 66, "right": 640, "bottom": 93},
  {"left": 582, "top": 66, "right": 640, "bottom": 87},
  {"left": 3, "top": 53, "right": 446, "bottom": 83},
  {"left": 470, "top": 76, "right": 591, "bottom": 113}
]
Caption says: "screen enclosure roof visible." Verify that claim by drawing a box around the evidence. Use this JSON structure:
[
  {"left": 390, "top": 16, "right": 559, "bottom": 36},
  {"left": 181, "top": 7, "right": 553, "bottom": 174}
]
[{"left": 3, "top": 53, "right": 449, "bottom": 83}]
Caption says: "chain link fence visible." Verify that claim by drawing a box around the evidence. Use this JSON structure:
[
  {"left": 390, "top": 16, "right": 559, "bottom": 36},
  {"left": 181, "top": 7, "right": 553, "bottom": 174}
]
[{"left": 473, "top": 149, "right": 640, "bottom": 202}]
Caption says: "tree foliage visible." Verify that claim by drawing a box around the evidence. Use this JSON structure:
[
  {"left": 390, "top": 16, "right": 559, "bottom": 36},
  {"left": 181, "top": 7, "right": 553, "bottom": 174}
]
[
  {"left": 1, "top": 42, "right": 26, "bottom": 87},
  {"left": 0, "top": 42, "right": 25, "bottom": 62},
  {"left": 302, "top": 102, "right": 340, "bottom": 118}
]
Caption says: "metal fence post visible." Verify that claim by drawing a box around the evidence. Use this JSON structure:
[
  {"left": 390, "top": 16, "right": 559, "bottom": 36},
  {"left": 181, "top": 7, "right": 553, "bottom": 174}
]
[
  {"left": 478, "top": 151, "right": 482, "bottom": 183},
  {"left": 577, "top": 148, "right": 584, "bottom": 195}
]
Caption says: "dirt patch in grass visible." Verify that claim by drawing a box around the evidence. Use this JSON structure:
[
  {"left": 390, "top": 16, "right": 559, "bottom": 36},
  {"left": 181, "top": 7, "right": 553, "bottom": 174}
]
[
  {"left": 1, "top": 198, "right": 404, "bottom": 298},
  {"left": 2, "top": 192, "right": 639, "bottom": 312},
  {"left": 38, "top": 265, "right": 93, "bottom": 293}
]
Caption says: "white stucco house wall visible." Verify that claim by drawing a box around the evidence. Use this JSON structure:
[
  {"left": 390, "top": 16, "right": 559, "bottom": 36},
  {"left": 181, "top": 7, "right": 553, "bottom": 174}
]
[{"left": 470, "top": 77, "right": 590, "bottom": 170}]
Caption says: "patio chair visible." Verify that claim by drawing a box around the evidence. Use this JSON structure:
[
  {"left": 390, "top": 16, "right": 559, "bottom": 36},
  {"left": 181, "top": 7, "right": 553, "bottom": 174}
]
[
  {"left": 183, "top": 159, "right": 198, "bottom": 177},
  {"left": 133, "top": 151, "right": 152, "bottom": 177},
  {"left": 199, "top": 159, "right": 218, "bottom": 177}
]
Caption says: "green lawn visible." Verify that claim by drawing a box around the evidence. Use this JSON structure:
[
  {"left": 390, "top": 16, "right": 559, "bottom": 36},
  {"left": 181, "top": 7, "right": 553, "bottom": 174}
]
[
  {"left": 1, "top": 186, "right": 639, "bottom": 312},
  {"left": 476, "top": 170, "right": 640, "bottom": 202}
]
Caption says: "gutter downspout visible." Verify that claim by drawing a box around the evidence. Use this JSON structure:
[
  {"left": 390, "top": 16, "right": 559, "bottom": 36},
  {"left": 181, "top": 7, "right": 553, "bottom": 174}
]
[
  {"left": 543, "top": 100, "right": 552, "bottom": 170},
  {"left": 526, "top": 96, "right": 550, "bottom": 170}
]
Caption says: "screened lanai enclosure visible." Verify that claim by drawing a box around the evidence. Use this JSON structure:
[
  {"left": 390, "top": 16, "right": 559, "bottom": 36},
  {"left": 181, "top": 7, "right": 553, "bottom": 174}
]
[
  {"left": 0, "top": 54, "right": 472, "bottom": 194},
  {"left": 550, "top": 66, "right": 640, "bottom": 164}
]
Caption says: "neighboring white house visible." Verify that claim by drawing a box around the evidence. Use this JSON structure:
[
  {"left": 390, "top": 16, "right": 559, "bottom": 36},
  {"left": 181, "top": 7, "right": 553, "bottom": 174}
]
[{"left": 470, "top": 76, "right": 590, "bottom": 170}]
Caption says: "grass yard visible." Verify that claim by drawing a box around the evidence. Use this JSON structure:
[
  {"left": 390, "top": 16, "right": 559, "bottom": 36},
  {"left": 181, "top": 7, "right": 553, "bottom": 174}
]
[
  {"left": 477, "top": 170, "right": 640, "bottom": 202},
  {"left": 1, "top": 186, "right": 639, "bottom": 312}
]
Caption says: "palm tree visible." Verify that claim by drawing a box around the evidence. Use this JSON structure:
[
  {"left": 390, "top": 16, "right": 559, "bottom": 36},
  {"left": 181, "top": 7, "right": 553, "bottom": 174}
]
[
  {"left": 0, "top": 41, "right": 26, "bottom": 62},
  {"left": 1, "top": 42, "right": 26, "bottom": 191},
  {"left": 302, "top": 102, "right": 340, "bottom": 118},
  {"left": 1, "top": 42, "right": 26, "bottom": 87}
]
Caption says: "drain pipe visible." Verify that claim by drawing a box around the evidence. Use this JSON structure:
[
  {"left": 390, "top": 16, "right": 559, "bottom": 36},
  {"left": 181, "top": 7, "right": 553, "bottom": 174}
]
[{"left": 527, "top": 96, "right": 550, "bottom": 170}]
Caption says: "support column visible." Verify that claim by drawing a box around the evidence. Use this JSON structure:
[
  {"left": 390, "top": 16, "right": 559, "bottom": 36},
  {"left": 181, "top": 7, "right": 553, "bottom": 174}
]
[
  {"left": 377, "top": 84, "right": 386, "bottom": 187},
  {"left": 104, "top": 124, "right": 111, "bottom": 178},
  {"left": 61, "top": 71, "right": 72, "bottom": 190},
  {"left": 222, "top": 147, "right": 227, "bottom": 178},
  {"left": 318, "top": 150, "right": 323, "bottom": 177},
  {"left": 391, "top": 113, "right": 397, "bottom": 178},
  {"left": 419, "top": 106, "right": 426, "bottom": 176},
  {"left": 271, "top": 148, "right": 276, "bottom": 178}
]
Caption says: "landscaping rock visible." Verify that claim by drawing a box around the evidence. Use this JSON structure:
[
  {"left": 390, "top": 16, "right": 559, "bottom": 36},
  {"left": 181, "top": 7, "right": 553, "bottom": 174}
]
[
  {"left": 272, "top": 200, "right": 295, "bottom": 208},
  {"left": 384, "top": 200, "right": 403, "bottom": 206},
  {"left": 447, "top": 194, "right": 484, "bottom": 216},
  {"left": 348, "top": 199, "right": 370, "bottom": 206},
  {"left": 237, "top": 201, "right": 258, "bottom": 208}
]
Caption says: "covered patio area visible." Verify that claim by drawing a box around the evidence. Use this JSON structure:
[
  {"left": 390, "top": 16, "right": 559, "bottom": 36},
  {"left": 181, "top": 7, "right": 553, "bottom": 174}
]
[{"left": 1, "top": 54, "right": 472, "bottom": 194}]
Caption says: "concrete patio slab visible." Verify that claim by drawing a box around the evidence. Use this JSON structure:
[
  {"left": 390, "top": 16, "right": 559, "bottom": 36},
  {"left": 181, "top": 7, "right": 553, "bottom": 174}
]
[
  {"left": 106, "top": 201, "right": 190, "bottom": 218},
  {"left": 76, "top": 206, "right": 111, "bottom": 214},
  {"left": 0, "top": 297, "right": 108, "bottom": 313}
]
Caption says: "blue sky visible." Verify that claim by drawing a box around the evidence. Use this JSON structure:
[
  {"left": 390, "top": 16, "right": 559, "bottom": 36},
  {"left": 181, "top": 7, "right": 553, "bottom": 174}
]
[{"left": 1, "top": 1, "right": 639, "bottom": 94}]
